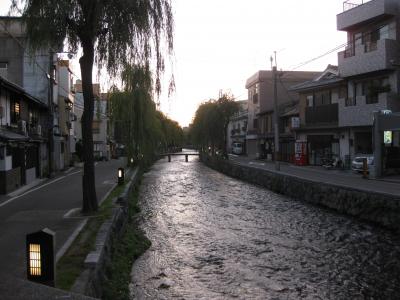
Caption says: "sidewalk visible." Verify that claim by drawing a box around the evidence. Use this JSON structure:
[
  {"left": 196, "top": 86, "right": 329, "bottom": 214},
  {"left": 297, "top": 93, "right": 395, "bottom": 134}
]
[
  {"left": 0, "top": 274, "right": 97, "bottom": 300},
  {"left": 228, "top": 155, "right": 400, "bottom": 197}
]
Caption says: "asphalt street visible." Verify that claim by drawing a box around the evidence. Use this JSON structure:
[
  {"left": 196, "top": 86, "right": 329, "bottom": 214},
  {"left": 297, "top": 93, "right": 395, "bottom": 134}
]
[{"left": 0, "top": 158, "right": 125, "bottom": 279}]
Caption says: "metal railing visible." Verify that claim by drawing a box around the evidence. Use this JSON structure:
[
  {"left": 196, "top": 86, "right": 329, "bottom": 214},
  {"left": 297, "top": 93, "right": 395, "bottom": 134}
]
[{"left": 343, "top": 0, "right": 371, "bottom": 12}]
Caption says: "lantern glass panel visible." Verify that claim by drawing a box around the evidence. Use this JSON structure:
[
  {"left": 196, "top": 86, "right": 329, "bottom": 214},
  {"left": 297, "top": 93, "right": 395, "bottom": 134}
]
[{"left": 29, "top": 244, "right": 41, "bottom": 276}]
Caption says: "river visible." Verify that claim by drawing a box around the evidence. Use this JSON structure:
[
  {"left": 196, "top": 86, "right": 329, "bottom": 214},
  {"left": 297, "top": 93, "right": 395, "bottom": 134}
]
[{"left": 130, "top": 155, "right": 400, "bottom": 299}]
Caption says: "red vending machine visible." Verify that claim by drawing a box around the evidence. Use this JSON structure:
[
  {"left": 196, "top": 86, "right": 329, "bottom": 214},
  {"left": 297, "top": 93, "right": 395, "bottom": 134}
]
[{"left": 295, "top": 141, "right": 307, "bottom": 166}]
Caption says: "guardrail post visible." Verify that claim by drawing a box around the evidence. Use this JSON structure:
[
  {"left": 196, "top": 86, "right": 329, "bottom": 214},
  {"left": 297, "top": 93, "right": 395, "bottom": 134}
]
[
  {"left": 168, "top": 155, "right": 171, "bottom": 162},
  {"left": 185, "top": 154, "right": 188, "bottom": 162}
]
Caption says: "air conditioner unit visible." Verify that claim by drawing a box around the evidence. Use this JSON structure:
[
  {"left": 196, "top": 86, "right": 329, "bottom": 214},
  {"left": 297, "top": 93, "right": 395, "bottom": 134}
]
[
  {"left": 37, "top": 125, "right": 42, "bottom": 136},
  {"left": 18, "top": 120, "right": 27, "bottom": 135}
]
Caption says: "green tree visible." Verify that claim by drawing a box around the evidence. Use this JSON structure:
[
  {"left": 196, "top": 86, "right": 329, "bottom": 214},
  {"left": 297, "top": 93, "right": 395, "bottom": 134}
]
[
  {"left": 190, "top": 93, "right": 239, "bottom": 156},
  {"left": 109, "top": 64, "right": 183, "bottom": 165},
  {"left": 12, "top": 0, "right": 174, "bottom": 213}
]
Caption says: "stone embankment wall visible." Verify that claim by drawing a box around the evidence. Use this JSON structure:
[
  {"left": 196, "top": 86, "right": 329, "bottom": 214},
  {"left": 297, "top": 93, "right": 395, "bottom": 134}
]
[{"left": 201, "top": 154, "right": 400, "bottom": 231}]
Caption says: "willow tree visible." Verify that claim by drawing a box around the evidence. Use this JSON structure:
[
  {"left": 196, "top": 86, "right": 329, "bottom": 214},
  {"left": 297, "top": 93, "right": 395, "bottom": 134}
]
[
  {"left": 190, "top": 94, "right": 239, "bottom": 156},
  {"left": 109, "top": 65, "right": 164, "bottom": 165},
  {"left": 12, "top": 0, "right": 174, "bottom": 213}
]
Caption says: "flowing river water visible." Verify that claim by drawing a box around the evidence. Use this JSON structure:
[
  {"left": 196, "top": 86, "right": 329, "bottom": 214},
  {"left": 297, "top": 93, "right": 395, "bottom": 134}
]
[{"left": 130, "top": 156, "right": 400, "bottom": 299}]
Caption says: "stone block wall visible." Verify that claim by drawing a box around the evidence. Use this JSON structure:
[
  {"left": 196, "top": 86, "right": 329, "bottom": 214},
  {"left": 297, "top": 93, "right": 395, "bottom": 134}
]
[{"left": 201, "top": 154, "right": 400, "bottom": 231}]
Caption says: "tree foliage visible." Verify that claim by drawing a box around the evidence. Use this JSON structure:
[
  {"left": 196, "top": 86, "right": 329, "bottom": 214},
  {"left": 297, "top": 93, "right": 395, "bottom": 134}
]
[
  {"left": 11, "top": 0, "right": 173, "bottom": 87},
  {"left": 12, "top": 0, "right": 174, "bottom": 213},
  {"left": 190, "top": 94, "right": 239, "bottom": 156},
  {"left": 109, "top": 64, "right": 183, "bottom": 166}
]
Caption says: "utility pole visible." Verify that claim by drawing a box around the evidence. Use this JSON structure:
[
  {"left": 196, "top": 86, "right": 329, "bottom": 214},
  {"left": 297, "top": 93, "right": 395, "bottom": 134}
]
[
  {"left": 47, "top": 50, "right": 54, "bottom": 178},
  {"left": 272, "top": 51, "right": 280, "bottom": 171}
]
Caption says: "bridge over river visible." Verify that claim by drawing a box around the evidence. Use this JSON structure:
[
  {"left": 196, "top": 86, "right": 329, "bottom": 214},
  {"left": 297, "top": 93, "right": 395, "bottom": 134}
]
[{"left": 130, "top": 153, "right": 400, "bottom": 299}]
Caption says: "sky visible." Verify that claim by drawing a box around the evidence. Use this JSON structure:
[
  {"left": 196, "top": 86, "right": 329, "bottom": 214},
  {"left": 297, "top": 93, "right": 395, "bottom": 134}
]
[{"left": 0, "top": 0, "right": 347, "bottom": 127}]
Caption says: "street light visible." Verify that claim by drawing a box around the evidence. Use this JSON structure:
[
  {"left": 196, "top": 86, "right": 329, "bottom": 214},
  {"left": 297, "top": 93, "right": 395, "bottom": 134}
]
[{"left": 118, "top": 167, "right": 124, "bottom": 185}]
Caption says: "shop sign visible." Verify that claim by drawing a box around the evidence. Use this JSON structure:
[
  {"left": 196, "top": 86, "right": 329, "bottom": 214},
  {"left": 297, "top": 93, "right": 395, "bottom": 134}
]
[{"left": 384, "top": 131, "right": 392, "bottom": 144}]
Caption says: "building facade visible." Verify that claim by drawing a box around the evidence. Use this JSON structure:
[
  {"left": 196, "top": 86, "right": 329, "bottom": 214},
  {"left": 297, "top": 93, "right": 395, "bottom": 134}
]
[
  {"left": 0, "top": 16, "right": 52, "bottom": 192},
  {"left": 227, "top": 100, "right": 248, "bottom": 154},
  {"left": 245, "top": 70, "right": 319, "bottom": 159},
  {"left": 0, "top": 76, "right": 48, "bottom": 193},
  {"left": 291, "top": 65, "right": 347, "bottom": 165},
  {"left": 337, "top": 0, "right": 400, "bottom": 171},
  {"left": 74, "top": 81, "right": 110, "bottom": 160}
]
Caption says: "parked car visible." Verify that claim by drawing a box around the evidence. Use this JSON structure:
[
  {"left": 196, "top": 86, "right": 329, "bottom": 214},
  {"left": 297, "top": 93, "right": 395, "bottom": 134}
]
[
  {"left": 352, "top": 155, "right": 374, "bottom": 172},
  {"left": 232, "top": 142, "right": 243, "bottom": 155}
]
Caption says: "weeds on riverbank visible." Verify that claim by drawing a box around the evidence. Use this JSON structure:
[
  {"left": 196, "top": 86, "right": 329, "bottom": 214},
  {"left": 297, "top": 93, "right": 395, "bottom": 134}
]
[
  {"left": 103, "top": 179, "right": 151, "bottom": 300},
  {"left": 56, "top": 183, "right": 126, "bottom": 290}
]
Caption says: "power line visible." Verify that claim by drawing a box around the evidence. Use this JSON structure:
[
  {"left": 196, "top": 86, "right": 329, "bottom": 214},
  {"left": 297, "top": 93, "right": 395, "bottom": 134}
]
[{"left": 287, "top": 23, "right": 395, "bottom": 71}]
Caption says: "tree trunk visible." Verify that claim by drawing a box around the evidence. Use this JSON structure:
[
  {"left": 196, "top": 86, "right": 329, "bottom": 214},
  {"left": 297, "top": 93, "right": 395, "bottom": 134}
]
[
  {"left": 223, "top": 123, "right": 228, "bottom": 158},
  {"left": 80, "top": 40, "right": 98, "bottom": 213}
]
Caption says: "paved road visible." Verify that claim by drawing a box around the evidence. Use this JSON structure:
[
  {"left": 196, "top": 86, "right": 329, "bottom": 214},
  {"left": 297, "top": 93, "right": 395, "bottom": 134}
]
[
  {"left": 0, "top": 158, "right": 125, "bottom": 279},
  {"left": 229, "top": 155, "right": 400, "bottom": 197}
]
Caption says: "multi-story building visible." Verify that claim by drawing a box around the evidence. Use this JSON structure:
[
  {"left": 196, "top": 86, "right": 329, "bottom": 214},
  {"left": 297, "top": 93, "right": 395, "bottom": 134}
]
[
  {"left": 226, "top": 100, "right": 248, "bottom": 154},
  {"left": 337, "top": 0, "right": 400, "bottom": 171},
  {"left": 74, "top": 81, "right": 110, "bottom": 160},
  {"left": 0, "top": 16, "right": 52, "bottom": 191},
  {"left": 291, "top": 65, "right": 348, "bottom": 165},
  {"left": 245, "top": 70, "right": 319, "bottom": 158},
  {"left": 0, "top": 76, "right": 48, "bottom": 193},
  {"left": 55, "top": 60, "right": 76, "bottom": 170}
]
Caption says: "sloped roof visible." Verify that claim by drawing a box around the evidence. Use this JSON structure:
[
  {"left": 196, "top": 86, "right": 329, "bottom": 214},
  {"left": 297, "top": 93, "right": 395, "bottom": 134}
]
[
  {"left": 289, "top": 65, "right": 344, "bottom": 92},
  {"left": 0, "top": 129, "right": 29, "bottom": 141},
  {"left": 0, "top": 76, "right": 48, "bottom": 109},
  {"left": 281, "top": 106, "right": 299, "bottom": 117}
]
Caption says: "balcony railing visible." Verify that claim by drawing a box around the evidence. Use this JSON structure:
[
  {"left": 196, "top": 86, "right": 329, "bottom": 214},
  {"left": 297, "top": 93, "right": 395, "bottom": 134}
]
[
  {"left": 305, "top": 103, "right": 338, "bottom": 126},
  {"left": 343, "top": 0, "right": 371, "bottom": 12}
]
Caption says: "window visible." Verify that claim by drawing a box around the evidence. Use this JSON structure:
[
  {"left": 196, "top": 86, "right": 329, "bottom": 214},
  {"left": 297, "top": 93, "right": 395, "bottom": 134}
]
[
  {"left": 10, "top": 96, "right": 20, "bottom": 124},
  {"left": 353, "top": 77, "right": 390, "bottom": 105},
  {"left": 252, "top": 83, "right": 259, "bottom": 104},
  {"left": 267, "top": 114, "right": 273, "bottom": 132},
  {"left": 363, "top": 28, "right": 379, "bottom": 52},
  {"left": 339, "top": 85, "right": 348, "bottom": 99},
  {"left": 365, "top": 77, "right": 390, "bottom": 104},
  {"left": 0, "top": 62, "right": 7, "bottom": 78},
  {"left": 306, "top": 95, "right": 313, "bottom": 107},
  {"left": 253, "top": 118, "right": 258, "bottom": 129},
  {"left": 92, "top": 120, "right": 100, "bottom": 133},
  {"left": 345, "top": 97, "right": 356, "bottom": 106},
  {"left": 314, "top": 90, "right": 331, "bottom": 106},
  {"left": 29, "top": 107, "right": 38, "bottom": 128},
  {"left": 380, "top": 24, "right": 389, "bottom": 40}
]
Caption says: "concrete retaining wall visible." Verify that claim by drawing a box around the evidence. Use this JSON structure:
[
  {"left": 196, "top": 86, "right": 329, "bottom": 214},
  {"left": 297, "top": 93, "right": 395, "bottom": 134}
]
[{"left": 201, "top": 154, "right": 400, "bottom": 231}]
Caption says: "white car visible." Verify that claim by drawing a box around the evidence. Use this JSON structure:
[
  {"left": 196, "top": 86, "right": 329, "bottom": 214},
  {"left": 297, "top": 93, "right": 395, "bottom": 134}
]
[
  {"left": 352, "top": 155, "right": 374, "bottom": 172},
  {"left": 232, "top": 142, "right": 243, "bottom": 155}
]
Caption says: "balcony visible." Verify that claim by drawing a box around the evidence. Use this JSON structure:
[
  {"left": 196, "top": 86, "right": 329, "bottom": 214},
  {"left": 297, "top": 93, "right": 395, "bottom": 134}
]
[
  {"left": 338, "top": 38, "right": 398, "bottom": 77},
  {"left": 337, "top": 0, "right": 397, "bottom": 31},
  {"left": 305, "top": 103, "right": 338, "bottom": 126},
  {"left": 339, "top": 92, "right": 399, "bottom": 126}
]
